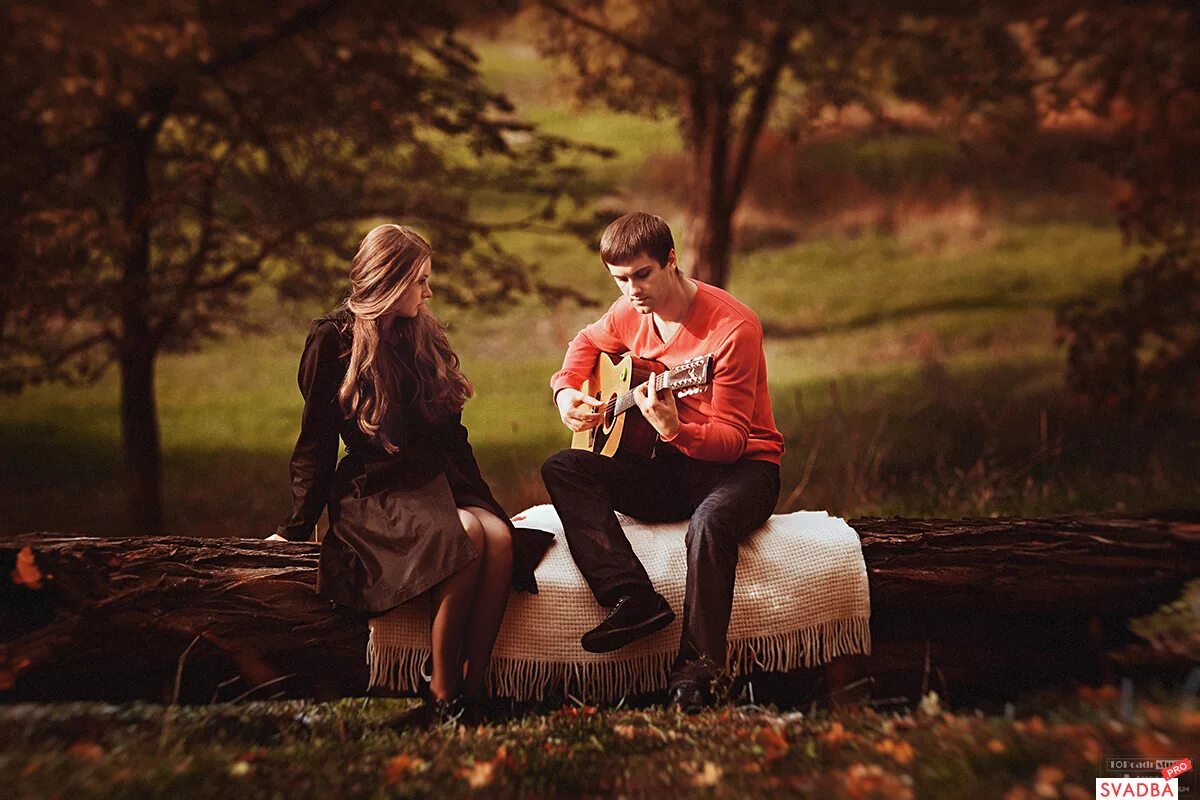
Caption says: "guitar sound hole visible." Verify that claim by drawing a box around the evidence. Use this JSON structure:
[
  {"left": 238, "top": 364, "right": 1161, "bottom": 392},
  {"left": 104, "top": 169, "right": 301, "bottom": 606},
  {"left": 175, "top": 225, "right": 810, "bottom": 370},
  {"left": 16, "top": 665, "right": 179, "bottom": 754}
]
[{"left": 603, "top": 398, "right": 616, "bottom": 429}]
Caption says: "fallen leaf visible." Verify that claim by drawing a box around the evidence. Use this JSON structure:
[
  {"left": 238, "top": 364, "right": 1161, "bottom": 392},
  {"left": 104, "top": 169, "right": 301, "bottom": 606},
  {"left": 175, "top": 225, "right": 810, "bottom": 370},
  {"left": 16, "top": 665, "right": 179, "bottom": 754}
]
[
  {"left": 1078, "top": 736, "right": 1101, "bottom": 764},
  {"left": 385, "top": 754, "right": 425, "bottom": 784},
  {"left": 459, "top": 761, "right": 496, "bottom": 789},
  {"left": 613, "top": 723, "right": 637, "bottom": 740},
  {"left": 691, "top": 761, "right": 722, "bottom": 787},
  {"left": 1035, "top": 765, "right": 1064, "bottom": 785},
  {"left": 757, "top": 726, "right": 789, "bottom": 761},
  {"left": 1133, "top": 730, "right": 1174, "bottom": 758},
  {"left": 842, "top": 762, "right": 914, "bottom": 800},
  {"left": 822, "top": 721, "right": 853, "bottom": 745},
  {"left": 228, "top": 761, "right": 252, "bottom": 778},
  {"left": 12, "top": 547, "right": 43, "bottom": 590},
  {"left": 67, "top": 741, "right": 103, "bottom": 761},
  {"left": 988, "top": 738, "right": 1007, "bottom": 754},
  {"left": 875, "top": 738, "right": 915, "bottom": 765}
]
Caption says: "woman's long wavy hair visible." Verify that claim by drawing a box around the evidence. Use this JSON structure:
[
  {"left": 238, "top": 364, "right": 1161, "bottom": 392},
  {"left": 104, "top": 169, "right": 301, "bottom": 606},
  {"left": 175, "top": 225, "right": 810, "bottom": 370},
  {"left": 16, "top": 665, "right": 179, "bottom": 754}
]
[{"left": 338, "top": 224, "right": 472, "bottom": 452}]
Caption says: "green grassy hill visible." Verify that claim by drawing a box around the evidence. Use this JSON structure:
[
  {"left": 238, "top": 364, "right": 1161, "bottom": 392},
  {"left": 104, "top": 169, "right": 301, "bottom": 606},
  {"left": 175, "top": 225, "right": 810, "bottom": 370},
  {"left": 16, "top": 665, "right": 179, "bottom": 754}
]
[{"left": 1, "top": 36, "right": 1195, "bottom": 537}]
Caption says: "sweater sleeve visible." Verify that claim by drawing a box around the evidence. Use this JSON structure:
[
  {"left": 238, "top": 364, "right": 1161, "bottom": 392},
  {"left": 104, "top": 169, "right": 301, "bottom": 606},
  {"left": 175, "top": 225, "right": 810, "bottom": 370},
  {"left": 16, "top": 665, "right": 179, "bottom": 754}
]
[
  {"left": 549, "top": 299, "right": 630, "bottom": 400},
  {"left": 667, "top": 321, "right": 760, "bottom": 463},
  {"left": 275, "top": 321, "right": 346, "bottom": 541}
]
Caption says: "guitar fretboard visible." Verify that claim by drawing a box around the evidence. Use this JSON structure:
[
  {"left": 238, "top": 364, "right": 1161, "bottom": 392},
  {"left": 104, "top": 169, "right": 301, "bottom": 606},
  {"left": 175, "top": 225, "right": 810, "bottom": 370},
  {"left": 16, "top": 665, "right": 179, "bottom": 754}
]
[{"left": 609, "top": 371, "right": 669, "bottom": 416}]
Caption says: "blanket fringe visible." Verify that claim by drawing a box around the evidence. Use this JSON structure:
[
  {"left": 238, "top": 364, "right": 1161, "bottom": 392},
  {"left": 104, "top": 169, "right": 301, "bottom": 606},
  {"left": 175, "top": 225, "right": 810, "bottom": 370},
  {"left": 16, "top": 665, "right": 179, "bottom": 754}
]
[{"left": 367, "top": 615, "right": 871, "bottom": 701}]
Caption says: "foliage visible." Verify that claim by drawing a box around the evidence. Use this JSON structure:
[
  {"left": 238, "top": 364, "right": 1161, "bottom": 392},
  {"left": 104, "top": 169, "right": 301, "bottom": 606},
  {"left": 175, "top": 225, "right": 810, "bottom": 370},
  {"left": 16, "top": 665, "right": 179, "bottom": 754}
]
[
  {"left": 527, "top": 0, "right": 1038, "bottom": 285},
  {"left": 1130, "top": 579, "right": 1200, "bottom": 664},
  {"left": 0, "top": 0, "right": 585, "bottom": 390},
  {"left": 0, "top": 0, "right": 598, "bottom": 532},
  {"left": 1039, "top": 2, "right": 1200, "bottom": 410},
  {"left": 1058, "top": 249, "right": 1200, "bottom": 411},
  {"left": 5, "top": 222, "right": 1198, "bottom": 537},
  {"left": 2, "top": 685, "right": 1197, "bottom": 798}
]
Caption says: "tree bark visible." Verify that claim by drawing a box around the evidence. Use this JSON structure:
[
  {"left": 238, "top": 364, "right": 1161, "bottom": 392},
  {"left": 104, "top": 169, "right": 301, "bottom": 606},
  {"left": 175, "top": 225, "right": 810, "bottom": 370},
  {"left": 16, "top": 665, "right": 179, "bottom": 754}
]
[
  {"left": 1, "top": 513, "right": 1197, "bottom": 706},
  {"left": 118, "top": 125, "right": 164, "bottom": 536},
  {"left": 680, "top": 84, "right": 734, "bottom": 288}
]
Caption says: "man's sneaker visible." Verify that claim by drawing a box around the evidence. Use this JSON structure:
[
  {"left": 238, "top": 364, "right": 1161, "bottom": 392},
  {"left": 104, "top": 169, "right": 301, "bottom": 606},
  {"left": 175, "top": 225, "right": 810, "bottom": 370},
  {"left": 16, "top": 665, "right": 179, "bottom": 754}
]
[{"left": 580, "top": 592, "right": 675, "bottom": 653}]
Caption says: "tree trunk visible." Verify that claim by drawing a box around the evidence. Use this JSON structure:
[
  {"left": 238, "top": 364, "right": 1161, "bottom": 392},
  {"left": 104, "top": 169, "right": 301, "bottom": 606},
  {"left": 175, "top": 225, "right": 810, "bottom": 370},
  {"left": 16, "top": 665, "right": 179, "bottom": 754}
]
[
  {"left": 2, "top": 513, "right": 1196, "bottom": 705},
  {"left": 118, "top": 126, "right": 164, "bottom": 536},
  {"left": 680, "top": 83, "right": 734, "bottom": 288}
]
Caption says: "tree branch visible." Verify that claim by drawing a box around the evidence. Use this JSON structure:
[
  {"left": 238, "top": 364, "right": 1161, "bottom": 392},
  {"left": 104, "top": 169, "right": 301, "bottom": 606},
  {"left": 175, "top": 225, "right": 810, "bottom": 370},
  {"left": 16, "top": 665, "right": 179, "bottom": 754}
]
[
  {"left": 727, "top": 19, "right": 795, "bottom": 208},
  {"left": 200, "top": 0, "right": 354, "bottom": 78},
  {"left": 536, "top": 0, "right": 692, "bottom": 79}
]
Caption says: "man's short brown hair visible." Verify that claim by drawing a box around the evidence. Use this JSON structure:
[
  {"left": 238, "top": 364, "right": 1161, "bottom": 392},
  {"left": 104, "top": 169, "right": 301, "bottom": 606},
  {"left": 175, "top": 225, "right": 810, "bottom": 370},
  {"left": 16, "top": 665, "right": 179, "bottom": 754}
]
[{"left": 599, "top": 212, "right": 674, "bottom": 268}]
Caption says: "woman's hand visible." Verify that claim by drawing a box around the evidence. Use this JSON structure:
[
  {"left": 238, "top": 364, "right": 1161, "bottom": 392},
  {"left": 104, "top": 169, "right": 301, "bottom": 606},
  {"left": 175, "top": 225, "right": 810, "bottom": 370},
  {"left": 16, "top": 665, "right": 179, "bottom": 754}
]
[
  {"left": 556, "top": 388, "right": 604, "bottom": 433},
  {"left": 633, "top": 375, "right": 680, "bottom": 440}
]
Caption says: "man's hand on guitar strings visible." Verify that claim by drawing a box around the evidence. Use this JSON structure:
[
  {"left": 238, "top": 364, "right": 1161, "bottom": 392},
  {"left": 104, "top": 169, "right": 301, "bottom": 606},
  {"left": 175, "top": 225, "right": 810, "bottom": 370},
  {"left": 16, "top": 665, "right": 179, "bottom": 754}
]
[
  {"left": 633, "top": 373, "right": 681, "bottom": 440},
  {"left": 557, "top": 388, "right": 605, "bottom": 432}
]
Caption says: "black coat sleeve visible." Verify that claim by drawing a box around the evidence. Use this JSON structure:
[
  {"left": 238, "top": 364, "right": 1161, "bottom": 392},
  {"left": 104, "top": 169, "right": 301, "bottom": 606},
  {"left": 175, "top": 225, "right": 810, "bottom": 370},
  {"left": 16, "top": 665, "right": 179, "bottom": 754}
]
[
  {"left": 434, "top": 411, "right": 554, "bottom": 593},
  {"left": 437, "top": 412, "right": 489, "bottom": 493},
  {"left": 275, "top": 321, "right": 346, "bottom": 541}
]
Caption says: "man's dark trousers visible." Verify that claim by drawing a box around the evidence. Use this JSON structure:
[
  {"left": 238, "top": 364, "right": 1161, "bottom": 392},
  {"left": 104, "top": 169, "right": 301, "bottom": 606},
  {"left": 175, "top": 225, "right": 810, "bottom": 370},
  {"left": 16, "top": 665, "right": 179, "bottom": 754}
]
[{"left": 540, "top": 446, "right": 780, "bottom": 683}]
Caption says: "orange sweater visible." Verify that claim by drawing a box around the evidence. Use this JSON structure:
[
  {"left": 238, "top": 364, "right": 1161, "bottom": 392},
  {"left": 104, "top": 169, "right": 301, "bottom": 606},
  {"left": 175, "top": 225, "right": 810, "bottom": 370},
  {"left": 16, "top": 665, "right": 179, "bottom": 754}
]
[{"left": 551, "top": 281, "right": 784, "bottom": 464}]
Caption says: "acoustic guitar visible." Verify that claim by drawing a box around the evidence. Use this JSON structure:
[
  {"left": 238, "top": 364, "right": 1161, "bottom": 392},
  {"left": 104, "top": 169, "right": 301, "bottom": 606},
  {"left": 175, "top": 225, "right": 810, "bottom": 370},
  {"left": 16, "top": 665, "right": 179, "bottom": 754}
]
[{"left": 571, "top": 352, "right": 714, "bottom": 458}]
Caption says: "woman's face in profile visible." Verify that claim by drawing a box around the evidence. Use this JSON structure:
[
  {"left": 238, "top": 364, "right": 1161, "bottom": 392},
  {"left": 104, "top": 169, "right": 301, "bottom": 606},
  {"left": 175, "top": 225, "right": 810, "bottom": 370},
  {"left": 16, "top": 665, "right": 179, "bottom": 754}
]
[{"left": 389, "top": 257, "right": 434, "bottom": 319}]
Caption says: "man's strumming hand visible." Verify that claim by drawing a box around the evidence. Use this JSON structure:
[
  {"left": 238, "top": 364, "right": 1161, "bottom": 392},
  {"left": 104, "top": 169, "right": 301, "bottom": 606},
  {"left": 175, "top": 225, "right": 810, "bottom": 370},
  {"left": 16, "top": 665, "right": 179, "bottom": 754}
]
[{"left": 556, "top": 388, "right": 604, "bottom": 433}]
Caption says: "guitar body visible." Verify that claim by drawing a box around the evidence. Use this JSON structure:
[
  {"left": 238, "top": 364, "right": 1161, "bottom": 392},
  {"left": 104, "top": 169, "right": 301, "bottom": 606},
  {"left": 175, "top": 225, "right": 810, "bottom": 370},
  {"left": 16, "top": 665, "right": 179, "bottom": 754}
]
[{"left": 571, "top": 353, "right": 662, "bottom": 458}]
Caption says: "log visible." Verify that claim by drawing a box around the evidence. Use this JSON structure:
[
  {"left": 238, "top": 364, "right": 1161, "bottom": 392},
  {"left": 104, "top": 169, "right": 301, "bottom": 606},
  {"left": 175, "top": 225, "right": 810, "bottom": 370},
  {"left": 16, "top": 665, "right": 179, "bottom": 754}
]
[{"left": 2, "top": 513, "right": 1198, "bottom": 707}]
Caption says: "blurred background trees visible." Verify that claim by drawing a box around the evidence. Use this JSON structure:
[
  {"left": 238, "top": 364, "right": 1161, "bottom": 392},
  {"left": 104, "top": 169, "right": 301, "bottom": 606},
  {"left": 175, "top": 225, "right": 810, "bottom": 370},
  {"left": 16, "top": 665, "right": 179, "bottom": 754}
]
[
  {"left": 0, "top": 0, "right": 590, "bottom": 533},
  {"left": 1, "top": 0, "right": 1195, "bottom": 537},
  {"left": 1040, "top": 2, "right": 1200, "bottom": 411},
  {"left": 530, "top": 0, "right": 1036, "bottom": 287}
]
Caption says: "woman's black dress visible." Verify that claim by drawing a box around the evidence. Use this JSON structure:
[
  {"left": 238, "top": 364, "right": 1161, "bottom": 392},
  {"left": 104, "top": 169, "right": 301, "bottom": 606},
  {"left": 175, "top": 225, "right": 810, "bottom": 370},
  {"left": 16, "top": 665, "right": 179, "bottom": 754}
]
[{"left": 275, "top": 307, "right": 553, "bottom": 613}]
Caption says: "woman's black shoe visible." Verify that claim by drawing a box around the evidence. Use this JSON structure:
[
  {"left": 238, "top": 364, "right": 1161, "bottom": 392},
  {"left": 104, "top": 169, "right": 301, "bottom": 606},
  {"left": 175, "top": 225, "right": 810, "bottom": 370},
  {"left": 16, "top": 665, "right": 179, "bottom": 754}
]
[
  {"left": 667, "top": 680, "right": 716, "bottom": 712},
  {"left": 386, "top": 696, "right": 466, "bottom": 730},
  {"left": 580, "top": 591, "right": 675, "bottom": 653}
]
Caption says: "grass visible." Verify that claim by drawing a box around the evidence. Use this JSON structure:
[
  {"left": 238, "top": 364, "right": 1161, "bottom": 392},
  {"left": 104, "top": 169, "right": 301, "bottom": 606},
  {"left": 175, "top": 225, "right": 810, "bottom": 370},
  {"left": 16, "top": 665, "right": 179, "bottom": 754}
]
[
  {"left": 3, "top": 684, "right": 1198, "bottom": 798},
  {"left": 1, "top": 28, "right": 1196, "bottom": 536},
  {"left": 2, "top": 220, "right": 1196, "bottom": 536}
]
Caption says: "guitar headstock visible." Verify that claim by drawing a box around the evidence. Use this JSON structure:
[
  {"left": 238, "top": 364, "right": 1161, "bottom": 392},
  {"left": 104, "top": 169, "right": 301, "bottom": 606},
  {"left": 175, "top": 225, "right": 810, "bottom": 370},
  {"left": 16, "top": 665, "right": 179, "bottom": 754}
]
[{"left": 667, "top": 354, "right": 714, "bottom": 397}]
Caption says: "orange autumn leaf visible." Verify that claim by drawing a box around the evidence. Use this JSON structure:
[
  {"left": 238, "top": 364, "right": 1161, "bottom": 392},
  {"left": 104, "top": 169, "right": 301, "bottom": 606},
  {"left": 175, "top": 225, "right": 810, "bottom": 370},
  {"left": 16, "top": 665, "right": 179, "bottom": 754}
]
[
  {"left": 458, "top": 760, "right": 496, "bottom": 789},
  {"left": 823, "top": 721, "right": 854, "bottom": 745},
  {"left": 12, "top": 547, "right": 44, "bottom": 590},
  {"left": 1078, "top": 736, "right": 1102, "bottom": 764},
  {"left": 1133, "top": 730, "right": 1174, "bottom": 759},
  {"left": 757, "top": 726, "right": 789, "bottom": 761},
  {"left": 67, "top": 741, "right": 104, "bottom": 761},
  {"left": 613, "top": 723, "right": 637, "bottom": 740},
  {"left": 385, "top": 754, "right": 425, "bottom": 784},
  {"left": 1035, "top": 765, "right": 1065, "bottom": 786},
  {"left": 691, "top": 761, "right": 722, "bottom": 788},
  {"left": 842, "top": 762, "right": 914, "bottom": 800},
  {"left": 875, "top": 738, "right": 915, "bottom": 765},
  {"left": 1177, "top": 710, "right": 1200, "bottom": 733}
]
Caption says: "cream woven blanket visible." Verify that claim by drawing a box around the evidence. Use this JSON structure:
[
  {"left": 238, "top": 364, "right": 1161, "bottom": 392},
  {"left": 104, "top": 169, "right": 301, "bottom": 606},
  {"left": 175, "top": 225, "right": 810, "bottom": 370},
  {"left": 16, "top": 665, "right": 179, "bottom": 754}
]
[{"left": 367, "top": 505, "right": 871, "bottom": 701}]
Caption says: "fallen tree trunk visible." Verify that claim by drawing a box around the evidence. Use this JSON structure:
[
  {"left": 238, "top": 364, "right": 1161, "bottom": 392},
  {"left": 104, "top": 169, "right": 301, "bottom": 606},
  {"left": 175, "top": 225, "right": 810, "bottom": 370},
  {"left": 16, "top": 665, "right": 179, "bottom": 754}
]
[{"left": 2, "top": 514, "right": 1197, "bottom": 706}]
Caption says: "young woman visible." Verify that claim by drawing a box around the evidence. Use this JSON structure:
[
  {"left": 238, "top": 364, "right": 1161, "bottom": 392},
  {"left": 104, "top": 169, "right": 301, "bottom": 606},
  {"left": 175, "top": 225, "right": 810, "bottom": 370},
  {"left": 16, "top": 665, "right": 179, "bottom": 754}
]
[{"left": 271, "top": 224, "right": 551, "bottom": 720}]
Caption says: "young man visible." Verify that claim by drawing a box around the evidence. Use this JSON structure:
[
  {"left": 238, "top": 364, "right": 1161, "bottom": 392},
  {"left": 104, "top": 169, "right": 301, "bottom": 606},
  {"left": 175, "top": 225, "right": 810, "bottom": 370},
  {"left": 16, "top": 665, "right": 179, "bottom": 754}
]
[{"left": 541, "top": 211, "right": 785, "bottom": 709}]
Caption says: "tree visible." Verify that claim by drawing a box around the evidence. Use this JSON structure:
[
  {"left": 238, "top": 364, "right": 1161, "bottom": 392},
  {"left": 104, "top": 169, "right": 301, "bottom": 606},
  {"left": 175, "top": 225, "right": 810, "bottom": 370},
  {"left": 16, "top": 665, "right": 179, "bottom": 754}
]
[
  {"left": 0, "top": 1, "right": 590, "bottom": 534},
  {"left": 1041, "top": 2, "right": 1200, "bottom": 410},
  {"left": 530, "top": 0, "right": 1034, "bottom": 286}
]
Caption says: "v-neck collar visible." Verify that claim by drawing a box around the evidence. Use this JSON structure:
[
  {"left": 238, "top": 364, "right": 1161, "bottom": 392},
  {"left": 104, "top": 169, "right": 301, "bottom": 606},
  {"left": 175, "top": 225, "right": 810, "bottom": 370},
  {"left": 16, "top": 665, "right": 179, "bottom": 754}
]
[{"left": 651, "top": 279, "right": 700, "bottom": 345}]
